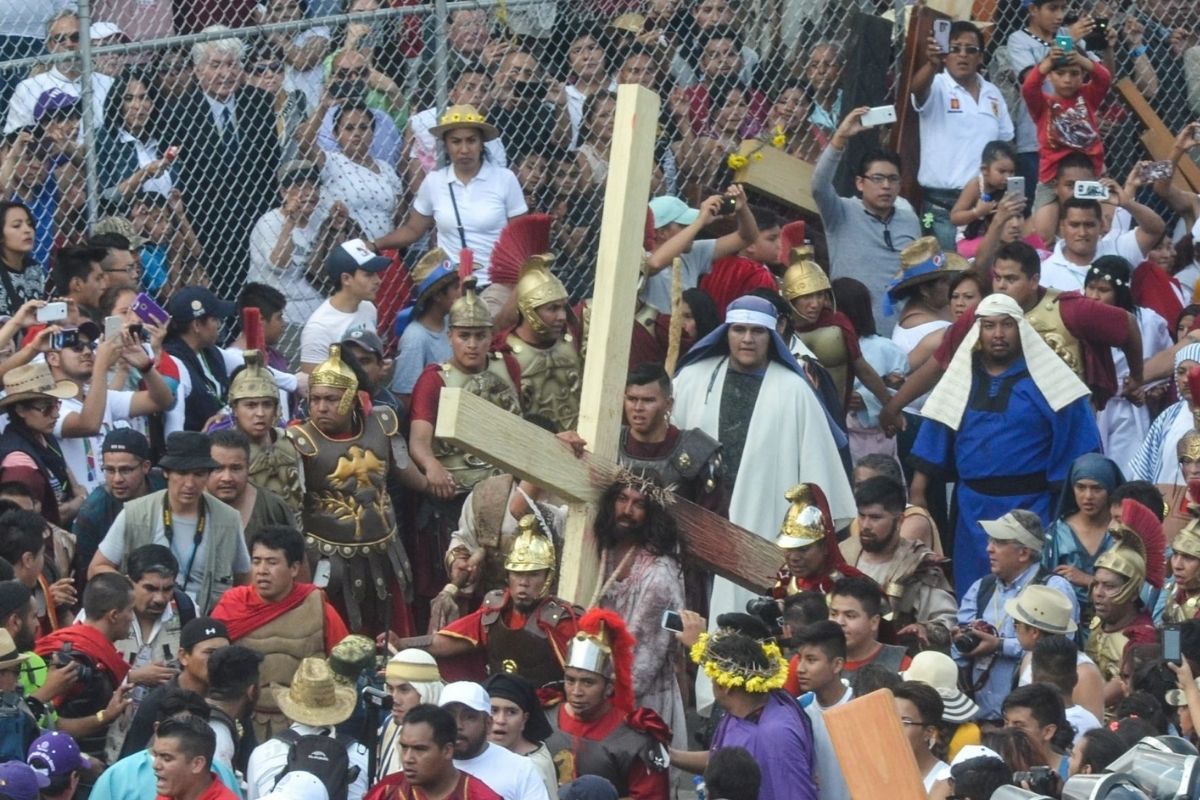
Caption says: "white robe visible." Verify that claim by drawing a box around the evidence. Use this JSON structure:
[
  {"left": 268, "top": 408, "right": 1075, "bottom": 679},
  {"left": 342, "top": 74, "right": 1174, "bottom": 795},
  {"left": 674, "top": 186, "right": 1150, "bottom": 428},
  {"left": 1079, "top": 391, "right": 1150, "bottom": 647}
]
[
  {"left": 672, "top": 356, "right": 855, "bottom": 713},
  {"left": 1098, "top": 308, "right": 1172, "bottom": 470}
]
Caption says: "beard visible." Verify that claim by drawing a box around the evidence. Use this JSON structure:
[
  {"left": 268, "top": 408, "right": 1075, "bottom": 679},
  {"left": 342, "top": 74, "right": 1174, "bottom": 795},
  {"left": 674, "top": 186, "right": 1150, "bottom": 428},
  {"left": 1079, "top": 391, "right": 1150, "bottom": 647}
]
[
  {"left": 858, "top": 531, "right": 894, "bottom": 554},
  {"left": 14, "top": 621, "right": 35, "bottom": 652}
]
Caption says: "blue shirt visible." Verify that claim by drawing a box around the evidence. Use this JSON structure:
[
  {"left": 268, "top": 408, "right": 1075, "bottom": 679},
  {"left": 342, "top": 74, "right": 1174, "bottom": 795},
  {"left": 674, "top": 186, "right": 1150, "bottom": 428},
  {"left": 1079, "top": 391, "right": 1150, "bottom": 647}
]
[
  {"left": 90, "top": 748, "right": 243, "bottom": 800},
  {"left": 956, "top": 562, "right": 1080, "bottom": 721}
]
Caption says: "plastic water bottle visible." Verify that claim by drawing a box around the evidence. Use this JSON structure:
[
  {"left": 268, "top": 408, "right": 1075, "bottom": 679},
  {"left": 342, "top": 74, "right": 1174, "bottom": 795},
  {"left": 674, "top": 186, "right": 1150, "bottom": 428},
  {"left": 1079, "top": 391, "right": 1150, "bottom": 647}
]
[{"left": 693, "top": 775, "right": 707, "bottom": 800}]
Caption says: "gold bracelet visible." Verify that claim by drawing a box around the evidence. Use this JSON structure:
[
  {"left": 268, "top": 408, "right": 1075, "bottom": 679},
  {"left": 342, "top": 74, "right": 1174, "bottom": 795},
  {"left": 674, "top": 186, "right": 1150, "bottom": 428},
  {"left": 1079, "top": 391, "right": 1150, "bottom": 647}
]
[{"left": 96, "top": 709, "right": 105, "bottom": 724}]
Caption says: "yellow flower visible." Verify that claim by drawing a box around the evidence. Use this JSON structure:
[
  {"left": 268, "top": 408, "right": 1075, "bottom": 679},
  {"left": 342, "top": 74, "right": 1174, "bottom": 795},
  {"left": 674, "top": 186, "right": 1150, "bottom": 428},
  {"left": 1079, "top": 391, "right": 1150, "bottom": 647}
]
[
  {"left": 727, "top": 153, "right": 749, "bottom": 171},
  {"left": 771, "top": 133, "right": 787, "bottom": 148},
  {"left": 448, "top": 113, "right": 462, "bottom": 123},
  {"left": 753, "top": 152, "right": 763, "bottom": 161}
]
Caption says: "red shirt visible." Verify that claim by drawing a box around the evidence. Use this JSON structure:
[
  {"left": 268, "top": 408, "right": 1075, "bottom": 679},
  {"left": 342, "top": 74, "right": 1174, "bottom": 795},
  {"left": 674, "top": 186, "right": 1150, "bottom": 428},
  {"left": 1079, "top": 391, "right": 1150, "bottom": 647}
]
[
  {"left": 409, "top": 365, "right": 447, "bottom": 424},
  {"left": 438, "top": 592, "right": 579, "bottom": 666},
  {"left": 1021, "top": 61, "right": 1112, "bottom": 183},
  {"left": 365, "top": 771, "right": 505, "bottom": 800},
  {"left": 157, "top": 775, "right": 239, "bottom": 800}
]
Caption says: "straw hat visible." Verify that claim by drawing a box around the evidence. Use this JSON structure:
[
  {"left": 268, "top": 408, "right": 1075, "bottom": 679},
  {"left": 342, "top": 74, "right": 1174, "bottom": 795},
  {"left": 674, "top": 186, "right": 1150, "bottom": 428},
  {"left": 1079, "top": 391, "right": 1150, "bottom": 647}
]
[
  {"left": 1003, "top": 584, "right": 1078, "bottom": 635},
  {"left": 886, "top": 237, "right": 962, "bottom": 301},
  {"left": 0, "top": 363, "right": 76, "bottom": 411},
  {"left": 901, "top": 651, "right": 978, "bottom": 723},
  {"left": 273, "top": 658, "right": 358, "bottom": 727},
  {"left": 429, "top": 104, "right": 499, "bottom": 141},
  {"left": 0, "top": 630, "right": 29, "bottom": 671}
]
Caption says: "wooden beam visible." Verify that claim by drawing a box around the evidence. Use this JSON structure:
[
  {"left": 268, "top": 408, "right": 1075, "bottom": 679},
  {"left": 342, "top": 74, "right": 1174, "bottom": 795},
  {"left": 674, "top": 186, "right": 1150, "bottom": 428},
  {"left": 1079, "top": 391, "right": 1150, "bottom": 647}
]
[
  {"left": 733, "top": 142, "right": 818, "bottom": 214},
  {"left": 892, "top": 6, "right": 949, "bottom": 208},
  {"left": 557, "top": 84, "right": 660, "bottom": 605},
  {"left": 435, "top": 387, "right": 779, "bottom": 595},
  {"left": 1116, "top": 77, "right": 1200, "bottom": 192},
  {"left": 824, "top": 690, "right": 927, "bottom": 800}
]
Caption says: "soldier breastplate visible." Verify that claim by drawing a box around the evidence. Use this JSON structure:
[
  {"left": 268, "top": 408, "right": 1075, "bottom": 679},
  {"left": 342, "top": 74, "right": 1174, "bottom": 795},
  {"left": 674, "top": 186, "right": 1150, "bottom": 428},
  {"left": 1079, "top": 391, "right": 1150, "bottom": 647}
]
[
  {"left": 546, "top": 712, "right": 645, "bottom": 795},
  {"left": 1163, "top": 585, "right": 1200, "bottom": 623},
  {"left": 249, "top": 433, "right": 304, "bottom": 511},
  {"left": 798, "top": 325, "right": 850, "bottom": 401},
  {"left": 507, "top": 333, "right": 582, "bottom": 432},
  {"left": 292, "top": 409, "right": 399, "bottom": 553},
  {"left": 436, "top": 363, "right": 523, "bottom": 492},
  {"left": 1085, "top": 617, "right": 1128, "bottom": 681},
  {"left": 1024, "top": 289, "right": 1084, "bottom": 377},
  {"left": 618, "top": 428, "right": 722, "bottom": 497},
  {"left": 482, "top": 600, "right": 565, "bottom": 688},
  {"left": 241, "top": 591, "right": 326, "bottom": 740}
]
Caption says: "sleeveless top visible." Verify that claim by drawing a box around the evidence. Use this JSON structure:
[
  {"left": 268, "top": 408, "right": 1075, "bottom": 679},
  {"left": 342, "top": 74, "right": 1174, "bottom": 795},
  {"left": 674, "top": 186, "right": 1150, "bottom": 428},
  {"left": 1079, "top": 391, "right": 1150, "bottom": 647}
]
[{"left": 891, "top": 319, "right": 951, "bottom": 413}]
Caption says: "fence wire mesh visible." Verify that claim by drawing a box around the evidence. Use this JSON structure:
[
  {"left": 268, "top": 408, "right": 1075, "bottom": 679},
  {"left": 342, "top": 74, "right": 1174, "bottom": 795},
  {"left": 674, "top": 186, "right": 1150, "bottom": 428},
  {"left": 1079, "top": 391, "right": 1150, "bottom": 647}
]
[{"left": 0, "top": 0, "right": 1196, "bottom": 365}]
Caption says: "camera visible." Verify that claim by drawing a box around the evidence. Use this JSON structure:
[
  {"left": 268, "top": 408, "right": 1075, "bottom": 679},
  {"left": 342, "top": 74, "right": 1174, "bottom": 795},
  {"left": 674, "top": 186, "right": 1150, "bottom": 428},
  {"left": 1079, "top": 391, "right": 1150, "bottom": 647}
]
[
  {"left": 745, "top": 596, "right": 782, "bottom": 635},
  {"left": 52, "top": 643, "right": 96, "bottom": 684},
  {"left": 50, "top": 328, "right": 80, "bottom": 351},
  {"left": 718, "top": 197, "right": 737, "bottom": 215},
  {"left": 955, "top": 620, "right": 998, "bottom": 655},
  {"left": 363, "top": 686, "right": 393, "bottom": 711},
  {"left": 1013, "top": 766, "right": 1058, "bottom": 796}
]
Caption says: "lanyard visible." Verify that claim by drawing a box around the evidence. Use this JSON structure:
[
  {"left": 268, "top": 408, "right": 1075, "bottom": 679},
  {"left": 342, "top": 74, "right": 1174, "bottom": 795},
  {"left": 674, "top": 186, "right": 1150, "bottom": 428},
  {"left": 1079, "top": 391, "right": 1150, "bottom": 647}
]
[{"left": 163, "top": 495, "right": 206, "bottom": 591}]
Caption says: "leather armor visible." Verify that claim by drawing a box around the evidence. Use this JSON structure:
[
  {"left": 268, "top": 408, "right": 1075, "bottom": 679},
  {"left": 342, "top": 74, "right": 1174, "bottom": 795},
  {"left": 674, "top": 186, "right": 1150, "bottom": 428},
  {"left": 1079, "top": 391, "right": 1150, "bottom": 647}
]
[
  {"left": 617, "top": 427, "right": 722, "bottom": 499},
  {"left": 1024, "top": 289, "right": 1084, "bottom": 378},
  {"left": 506, "top": 333, "right": 582, "bottom": 432},
  {"left": 480, "top": 589, "right": 579, "bottom": 688},
  {"left": 435, "top": 363, "right": 522, "bottom": 492},
  {"left": 249, "top": 431, "right": 304, "bottom": 513},
  {"left": 546, "top": 710, "right": 667, "bottom": 796}
]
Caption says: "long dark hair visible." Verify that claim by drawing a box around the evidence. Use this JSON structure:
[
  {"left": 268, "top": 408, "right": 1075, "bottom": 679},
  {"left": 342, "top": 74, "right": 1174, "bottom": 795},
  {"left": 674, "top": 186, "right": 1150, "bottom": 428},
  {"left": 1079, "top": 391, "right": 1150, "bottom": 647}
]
[
  {"left": 593, "top": 478, "right": 684, "bottom": 561},
  {"left": 104, "top": 67, "right": 159, "bottom": 139},
  {"left": 832, "top": 277, "right": 876, "bottom": 337},
  {"left": 1086, "top": 255, "right": 1135, "bottom": 313}
]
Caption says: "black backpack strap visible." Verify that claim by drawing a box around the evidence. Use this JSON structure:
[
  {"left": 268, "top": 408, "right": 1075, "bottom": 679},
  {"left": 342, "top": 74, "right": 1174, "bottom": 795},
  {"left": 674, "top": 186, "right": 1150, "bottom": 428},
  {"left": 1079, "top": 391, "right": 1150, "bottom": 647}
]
[{"left": 975, "top": 575, "right": 998, "bottom": 614}]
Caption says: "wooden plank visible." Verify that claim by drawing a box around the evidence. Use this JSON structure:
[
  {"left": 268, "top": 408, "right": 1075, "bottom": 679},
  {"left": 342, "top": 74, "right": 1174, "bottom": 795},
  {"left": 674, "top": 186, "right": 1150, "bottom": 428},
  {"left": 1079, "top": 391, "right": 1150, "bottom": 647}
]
[
  {"left": 733, "top": 142, "right": 818, "bottom": 214},
  {"left": 557, "top": 84, "right": 660, "bottom": 606},
  {"left": 893, "top": 6, "right": 948, "bottom": 208},
  {"left": 824, "top": 689, "right": 928, "bottom": 800},
  {"left": 1117, "top": 77, "right": 1200, "bottom": 192},
  {"left": 435, "top": 387, "right": 779, "bottom": 596}
]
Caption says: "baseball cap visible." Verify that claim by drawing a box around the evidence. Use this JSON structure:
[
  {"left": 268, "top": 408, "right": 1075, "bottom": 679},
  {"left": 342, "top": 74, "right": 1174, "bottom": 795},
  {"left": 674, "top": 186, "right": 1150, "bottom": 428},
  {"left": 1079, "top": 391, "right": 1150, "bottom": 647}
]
[
  {"left": 340, "top": 328, "right": 384, "bottom": 358},
  {"left": 101, "top": 427, "right": 150, "bottom": 460},
  {"left": 950, "top": 745, "right": 1004, "bottom": 767},
  {"left": 180, "top": 617, "right": 229, "bottom": 651},
  {"left": 325, "top": 239, "right": 391, "bottom": 281},
  {"left": 649, "top": 196, "right": 699, "bottom": 229},
  {"left": 33, "top": 88, "right": 79, "bottom": 122},
  {"left": 277, "top": 159, "right": 321, "bottom": 188},
  {"left": 89, "top": 21, "right": 129, "bottom": 42},
  {"left": 166, "top": 286, "right": 236, "bottom": 322},
  {"left": 438, "top": 681, "right": 491, "bottom": 713},
  {"left": 92, "top": 215, "right": 148, "bottom": 249},
  {"left": 0, "top": 762, "right": 48, "bottom": 800},
  {"left": 27, "top": 731, "right": 91, "bottom": 778},
  {"left": 979, "top": 510, "right": 1044, "bottom": 552}
]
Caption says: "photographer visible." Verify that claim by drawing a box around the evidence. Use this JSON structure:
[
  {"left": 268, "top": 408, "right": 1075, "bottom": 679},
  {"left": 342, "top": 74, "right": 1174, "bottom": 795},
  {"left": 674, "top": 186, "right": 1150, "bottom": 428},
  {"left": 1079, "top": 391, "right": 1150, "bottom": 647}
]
[
  {"left": 955, "top": 511, "right": 1078, "bottom": 722},
  {"left": 33, "top": 572, "right": 135, "bottom": 769}
]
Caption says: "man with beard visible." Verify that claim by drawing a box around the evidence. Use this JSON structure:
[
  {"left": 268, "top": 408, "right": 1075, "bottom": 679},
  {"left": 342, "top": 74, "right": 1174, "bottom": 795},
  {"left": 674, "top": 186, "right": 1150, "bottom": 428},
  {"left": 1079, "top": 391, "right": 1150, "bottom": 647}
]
[
  {"left": 73, "top": 430, "right": 163, "bottom": 589},
  {"left": 839, "top": 477, "right": 956, "bottom": 647},
  {"left": 619, "top": 364, "right": 725, "bottom": 514},
  {"left": 772, "top": 482, "right": 866, "bottom": 597},
  {"left": 433, "top": 518, "right": 581, "bottom": 688},
  {"left": 437, "top": 682, "right": 548, "bottom": 800},
  {"left": 593, "top": 476, "right": 687, "bottom": 751},
  {"left": 205, "top": 430, "right": 293, "bottom": 544},
  {"left": 0, "top": 581, "right": 77, "bottom": 726},
  {"left": 211, "top": 525, "right": 349, "bottom": 741},
  {"left": 906, "top": 293, "right": 1102, "bottom": 596}
]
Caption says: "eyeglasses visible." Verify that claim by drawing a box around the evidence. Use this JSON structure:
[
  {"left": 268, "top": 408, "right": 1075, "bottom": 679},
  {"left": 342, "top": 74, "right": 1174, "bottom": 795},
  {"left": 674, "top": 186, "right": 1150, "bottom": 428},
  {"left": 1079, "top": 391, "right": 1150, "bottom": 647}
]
[
  {"left": 898, "top": 717, "right": 927, "bottom": 727},
  {"left": 23, "top": 400, "right": 60, "bottom": 415},
  {"left": 948, "top": 45, "right": 982, "bottom": 55},
  {"left": 863, "top": 173, "right": 902, "bottom": 186},
  {"left": 249, "top": 61, "right": 284, "bottom": 75},
  {"left": 48, "top": 31, "right": 80, "bottom": 45}
]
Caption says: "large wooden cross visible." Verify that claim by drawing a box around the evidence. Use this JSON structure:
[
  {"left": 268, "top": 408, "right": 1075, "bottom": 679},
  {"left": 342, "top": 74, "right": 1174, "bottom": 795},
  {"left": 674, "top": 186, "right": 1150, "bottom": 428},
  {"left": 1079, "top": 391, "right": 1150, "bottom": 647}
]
[{"left": 435, "top": 84, "right": 779, "bottom": 604}]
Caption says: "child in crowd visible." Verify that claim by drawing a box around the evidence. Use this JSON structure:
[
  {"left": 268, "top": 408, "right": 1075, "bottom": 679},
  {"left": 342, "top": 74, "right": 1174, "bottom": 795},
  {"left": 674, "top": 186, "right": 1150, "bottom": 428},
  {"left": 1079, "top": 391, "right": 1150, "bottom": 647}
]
[{"left": 950, "top": 140, "right": 1019, "bottom": 230}]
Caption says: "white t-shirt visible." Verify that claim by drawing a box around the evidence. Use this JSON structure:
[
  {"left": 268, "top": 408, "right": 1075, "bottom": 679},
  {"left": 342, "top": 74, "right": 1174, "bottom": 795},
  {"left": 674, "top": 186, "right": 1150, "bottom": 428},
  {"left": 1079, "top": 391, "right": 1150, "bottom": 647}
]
[
  {"left": 408, "top": 105, "right": 507, "bottom": 173},
  {"left": 282, "top": 26, "right": 329, "bottom": 113},
  {"left": 5, "top": 68, "right": 113, "bottom": 133},
  {"left": 96, "top": 502, "right": 251, "bottom": 604},
  {"left": 318, "top": 150, "right": 402, "bottom": 240},
  {"left": 642, "top": 239, "right": 718, "bottom": 313},
  {"left": 245, "top": 723, "right": 369, "bottom": 800},
  {"left": 412, "top": 161, "right": 528, "bottom": 283},
  {"left": 1039, "top": 229, "right": 1148, "bottom": 292},
  {"left": 913, "top": 72, "right": 1014, "bottom": 191},
  {"left": 114, "top": 130, "right": 174, "bottom": 196},
  {"left": 924, "top": 760, "right": 952, "bottom": 792},
  {"left": 300, "top": 299, "right": 377, "bottom": 366},
  {"left": 248, "top": 208, "right": 324, "bottom": 325},
  {"left": 1066, "top": 703, "right": 1101, "bottom": 744},
  {"left": 454, "top": 743, "right": 550, "bottom": 800},
  {"left": 53, "top": 390, "right": 136, "bottom": 495}
]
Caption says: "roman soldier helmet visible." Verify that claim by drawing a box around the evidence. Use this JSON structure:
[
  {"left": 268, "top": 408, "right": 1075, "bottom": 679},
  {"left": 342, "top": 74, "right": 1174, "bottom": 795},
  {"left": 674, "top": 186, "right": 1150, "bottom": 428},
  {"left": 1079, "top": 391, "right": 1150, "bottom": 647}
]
[
  {"left": 1179, "top": 431, "right": 1200, "bottom": 464},
  {"left": 228, "top": 350, "right": 277, "bottom": 405},
  {"left": 504, "top": 515, "right": 557, "bottom": 593},
  {"left": 449, "top": 276, "right": 492, "bottom": 329},
  {"left": 1174, "top": 518, "right": 1200, "bottom": 564},
  {"left": 311, "top": 343, "right": 359, "bottom": 416},
  {"left": 776, "top": 483, "right": 828, "bottom": 549},
  {"left": 565, "top": 608, "right": 636, "bottom": 712},
  {"left": 515, "top": 256, "right": 568, "bottom": 338},
  {"left": 779, "top": 220, "right": 831, "bottom": 301},
  {"left": 1094, "top": 498, "right": 1166, "bottom": 605}
]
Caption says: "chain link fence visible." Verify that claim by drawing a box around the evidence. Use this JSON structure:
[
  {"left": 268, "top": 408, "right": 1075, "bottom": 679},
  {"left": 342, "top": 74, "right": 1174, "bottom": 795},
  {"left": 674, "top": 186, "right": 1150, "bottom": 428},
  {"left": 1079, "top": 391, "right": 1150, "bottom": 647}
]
[{"left": 0, "top": 0, "right": 1195, "bottom": 365}]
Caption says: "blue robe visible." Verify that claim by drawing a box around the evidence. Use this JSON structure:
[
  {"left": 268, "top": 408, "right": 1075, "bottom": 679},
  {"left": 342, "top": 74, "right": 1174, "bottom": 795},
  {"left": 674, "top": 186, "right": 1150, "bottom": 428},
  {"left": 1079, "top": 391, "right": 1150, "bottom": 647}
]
[{"left": 912, "top": 356, "right": 1101, "bottom": 596}]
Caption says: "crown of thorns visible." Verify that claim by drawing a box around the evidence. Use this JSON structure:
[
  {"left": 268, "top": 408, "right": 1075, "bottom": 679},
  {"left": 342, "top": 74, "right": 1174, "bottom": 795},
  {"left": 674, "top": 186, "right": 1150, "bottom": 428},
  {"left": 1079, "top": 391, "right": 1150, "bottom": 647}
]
[{"left": 611, "top": 465, "right": 677, "bottom": 509}]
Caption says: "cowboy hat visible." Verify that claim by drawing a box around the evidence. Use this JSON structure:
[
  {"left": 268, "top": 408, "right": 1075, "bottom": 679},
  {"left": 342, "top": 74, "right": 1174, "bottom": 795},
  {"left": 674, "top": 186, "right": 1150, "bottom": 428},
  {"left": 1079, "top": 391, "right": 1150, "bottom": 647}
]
[
  {"left": 429, "top": 104, "right": 500, "bottom": 141},
  {"left": 886, "top": 236, "right": 962, "bottom": 302},
  {"left": 0, "top": 363, "right": 76, "bottom": 411},
  {"left": 273, "top": 658, "right": 358, "bottom": 727},
  {"left": 1004, "top": 583, "right": 1078, "bottom": 635},
  {"left": 0, "top": 629, "right": 30, "bottom": 670}
]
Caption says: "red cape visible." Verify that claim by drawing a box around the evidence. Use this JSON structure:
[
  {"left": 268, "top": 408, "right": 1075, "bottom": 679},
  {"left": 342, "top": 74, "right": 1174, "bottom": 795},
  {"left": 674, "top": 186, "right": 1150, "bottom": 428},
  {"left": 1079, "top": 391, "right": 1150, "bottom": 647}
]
[
  {"left": 211, "top": 582, "right": 318, "bottom": 642},
  {"left": 35, "top": 624, "right": 130, "bottom": 685}
]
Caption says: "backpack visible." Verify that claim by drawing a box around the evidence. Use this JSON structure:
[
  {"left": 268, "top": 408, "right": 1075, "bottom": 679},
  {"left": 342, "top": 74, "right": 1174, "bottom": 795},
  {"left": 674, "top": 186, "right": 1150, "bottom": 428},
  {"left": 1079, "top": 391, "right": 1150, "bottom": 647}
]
[
  {"left": 273, "top": 728, "right": 360, "bottom": 800},
  {"left": 0, "top": 693, "right": 38, "bottom": 762},
  {"left": 974, "top": 566, "right": 1054, "bottom": 611}
]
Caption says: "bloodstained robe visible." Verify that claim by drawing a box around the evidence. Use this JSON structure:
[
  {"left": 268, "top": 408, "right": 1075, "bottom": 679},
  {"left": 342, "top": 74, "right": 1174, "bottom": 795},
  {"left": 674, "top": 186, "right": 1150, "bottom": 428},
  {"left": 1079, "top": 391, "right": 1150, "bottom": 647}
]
[{"left": 911, "top": 354, "right": 1101, "bottom": 596}]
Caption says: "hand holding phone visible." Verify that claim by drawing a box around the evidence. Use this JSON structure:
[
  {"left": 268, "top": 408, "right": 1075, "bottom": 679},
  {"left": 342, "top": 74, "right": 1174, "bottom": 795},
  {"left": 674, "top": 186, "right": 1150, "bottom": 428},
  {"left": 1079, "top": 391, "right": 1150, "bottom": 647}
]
[
  {"left": 1137, "top": 160, "right": 1174, "bottom": 182},
  {"left": 661, "top": 610, "right": 684, "bottom": 632},
  {"left": 36, "top": 301, "right": 68, "bottom": 324},
  {"left": 1165, "top": 624, "right": 1182, "bottom": 665},
  {"left": 1073, "top": 180, "right": 1110, "bottom": 200},
  {"left": 932, "top": 19, "right": 952, "bottom": 54},
  {"left": 860, "top": 105, "right": 897, "bottom": 128}
]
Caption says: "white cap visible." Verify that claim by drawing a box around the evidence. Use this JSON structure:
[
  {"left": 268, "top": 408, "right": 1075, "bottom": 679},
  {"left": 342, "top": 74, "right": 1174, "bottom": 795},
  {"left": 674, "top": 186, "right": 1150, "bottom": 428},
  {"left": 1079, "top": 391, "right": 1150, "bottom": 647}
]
[
  {"left": 438, "top": 681, "right": 491, "bottom": 713},
  {"left": 89, "top": 21, "right": 128, "bottom": 41},
  {"left": 950, "top": 745, "right": 1004, "bottom": 767},
  {"left": 259, "top": 771, "right": 329, "bottom": 800}
]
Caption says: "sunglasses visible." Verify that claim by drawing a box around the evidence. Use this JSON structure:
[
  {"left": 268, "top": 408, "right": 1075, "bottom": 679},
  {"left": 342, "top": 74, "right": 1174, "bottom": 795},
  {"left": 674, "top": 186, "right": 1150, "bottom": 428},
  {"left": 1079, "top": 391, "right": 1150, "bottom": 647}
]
[
  {"left": 67, "top": 340, "right": 97, "bottom": 353},
  {"left": 49, "top": 31, "right": 80, "bottom": 45},
  {"left": 23, "top": 399, "right": 60, "bottom": 415},
  {"left": 249, "top": 61, "right": 284, "bottom": 75}
]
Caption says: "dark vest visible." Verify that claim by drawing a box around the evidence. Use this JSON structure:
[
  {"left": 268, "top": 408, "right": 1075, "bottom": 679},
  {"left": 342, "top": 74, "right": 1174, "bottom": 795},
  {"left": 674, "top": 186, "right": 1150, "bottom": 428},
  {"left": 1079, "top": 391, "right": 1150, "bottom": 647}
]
[
  {"left": 164, "top": 337, "right": 230, "bottom": 432},
  {"left": 480, "top": 590, "right": 578, "bottom": 689},
  {"left": 545, "top": 708, "right": 663, "bottom": 796}
]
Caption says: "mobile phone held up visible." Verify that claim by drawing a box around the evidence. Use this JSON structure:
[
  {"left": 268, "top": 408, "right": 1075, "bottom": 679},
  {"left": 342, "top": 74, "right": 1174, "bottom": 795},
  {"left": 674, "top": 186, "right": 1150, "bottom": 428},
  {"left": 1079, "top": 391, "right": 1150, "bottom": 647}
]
[
  {"left": 1164, "top": 624, "right": 1182, "bottom": 665},
  {"left": 860, "top": 105, "right": 897, "bottom": 128},
  {"left": 932, "top": 19, "right": 952, "bottom": 53},
  {"left": 1073, "top": 180, "right": 1109, "bottom": 201},
  {"left": 661, "top": 610, "right": 684, "bottom": 632},
  {"left": 131, "top": 292, "right": 168, "bottom": 326},
  {"left": 36, "top": 301, "right": 68, "bottom": 324}
]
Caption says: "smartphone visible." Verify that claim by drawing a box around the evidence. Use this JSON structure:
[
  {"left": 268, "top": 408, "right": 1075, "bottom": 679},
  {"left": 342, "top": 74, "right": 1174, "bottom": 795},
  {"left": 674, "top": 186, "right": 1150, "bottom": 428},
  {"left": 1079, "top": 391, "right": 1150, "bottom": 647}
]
[
  {"left": 36, "top": 301, "right": 68, "bottom": 324},
  {"left": 131, "top": 292, "right": 168, "bottom": 326},
  {"left": 1054, "top": 34, "right": 1075, "bottom": 53},
  {"left": 51, "top": 328, "right": 80, "bottom": 351},
  {"left": 661, "top": 610, "right": 684, "bottom": 632},
  {"left": 860, "top": 105, "right": 897, "bottom": 128},
  {"left": 1165, "top": 624, "right": 1182, "bottom": 665},
  {"left": 1074, "top": 180, "right": 1110, "bottom": 200},
  {"left": 933, "top": 19, "right": 952, "bottom": 53},
  {"left": 718, "top": 197, "right": 737, "bottom": 215},
  {"left": 1138, "top": 160, "right": 1175, "bottom": 182},
  {"left": 1006, "top": 176, "right": 1026, "bottom": 200},
  {"left": 1084, "top": 17, "right": 1109, "bottom": 51},
  {"left": 104, "top": 315, "right": 123, "bottom": 341}
]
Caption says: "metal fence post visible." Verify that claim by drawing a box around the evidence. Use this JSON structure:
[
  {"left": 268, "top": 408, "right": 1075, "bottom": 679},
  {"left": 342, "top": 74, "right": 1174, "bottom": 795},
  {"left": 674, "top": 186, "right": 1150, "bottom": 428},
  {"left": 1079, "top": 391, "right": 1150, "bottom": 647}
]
[
  {"left": 76, "top": 0, "right": 99, "bottom": 228},
  {"left": 433, "top": 0, "right": 450, "bottom": 114}
]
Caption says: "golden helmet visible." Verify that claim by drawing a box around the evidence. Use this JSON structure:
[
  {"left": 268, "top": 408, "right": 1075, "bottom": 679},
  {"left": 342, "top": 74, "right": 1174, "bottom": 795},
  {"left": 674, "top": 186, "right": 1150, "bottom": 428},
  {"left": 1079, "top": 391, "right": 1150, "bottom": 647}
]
[
  {"left": 504, "top": 515, "right": 557, "bottom": 586},
  {"left": 448, "top": 277, "right": 492, "bottom": 329},
  {"left": 228, "top": 350, "right": 278, "bottom": 405},
  {"left": 776, "top": 484, "right": 828, "bottom": 549},
  {"left": 310, "top": 344, "right": 359, "bottom": 416},
  {"left": 782, "top": 246, "right": 832, "bottom": 301},
  {"left": 515, "top": 255, "right": 568, "bottom": 338},
  {"left": 1178, "top": 430, "right": 1200, "bottom": 463},
  {"left": 1175, "top": 519, "right": 1200, "bottom": 561}
]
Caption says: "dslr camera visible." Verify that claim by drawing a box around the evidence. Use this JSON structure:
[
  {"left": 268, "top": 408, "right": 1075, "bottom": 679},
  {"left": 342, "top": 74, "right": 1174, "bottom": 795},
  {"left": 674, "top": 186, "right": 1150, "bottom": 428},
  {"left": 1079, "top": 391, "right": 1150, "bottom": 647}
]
[
  {"left": 1013, "top": 765, "right": 1058, "bottom": 796},
  {"left": 362, "top": 686, "right": 393, "bottom": 711},
  {"left": 955, "top": 620, "right": 998, "bottom": 655}
]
